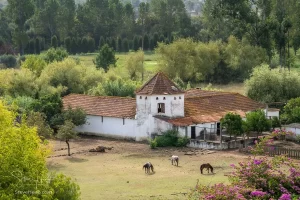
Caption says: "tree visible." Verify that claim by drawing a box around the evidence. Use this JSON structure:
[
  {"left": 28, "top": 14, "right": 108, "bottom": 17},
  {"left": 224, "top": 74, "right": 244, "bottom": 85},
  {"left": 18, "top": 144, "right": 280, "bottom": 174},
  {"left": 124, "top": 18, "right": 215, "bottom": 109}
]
[
  {"left": 0, "top": 101, "right": 80, "bottom": 199},
  {"left": 117, "top": 37, "right": 122, "bottom": 52},
  {"left": 143, "top": 34, "right": 150, "bottom": 50},
  {"left": 125, "top": 50, "right": 144, "bottom": 80},
  {"left": 28, "top": 39, "right": 35, "bottom": 54},
  {"left": 138, "top": 2, "right": 150, "bottom": 50},
  {"left": 51, "top": 35, "right": 58, "bottom": 49},
  {"left": 111, "top": 38, "right": 116, "bottom": 51},
  {"left": 282, "top": 97, "right": 300, "bottom": 124},
  {"left": 88, "top": 37, "right": 95, "bottom": 53},
  {"left": 21, "top": 54, "right": 47, "bottom": 76},
  {"left": 7, "top": 0, "right": 34, "bottom": 55},
  {"left": 63, "top": 107, "right": 87, "bottom": 126},
  {"left": 221, "top": 112, "right": 243, "bottom": 141},
  {"left": 99, "top": 36, "right": 105, "bottom": 49},
  {"left": 245, "top": 110, "right": 271, "bottom": 138},
  {"left": 133, "top": 36, "right": 139, "bottom": 51},
  {"left": 26, "top": 111, "right": 53, "bottom": 140},
  {"left": 245, "top": 64, "right": 300, "bottom": 103},
  {"left": 57, "top": 120, "right": 78, "bottom": 156},
  {"left": 44, "top": 47, "right": 69, "bottom": 63},
  {"left": 65, "top": 37, "right": 72, "bottom": 53},
  {"left": 35, "top": 37, "right": 41, "bottom": 54},
  {"left": 95, "top": 44, "right": 117, "bottom": 71}
]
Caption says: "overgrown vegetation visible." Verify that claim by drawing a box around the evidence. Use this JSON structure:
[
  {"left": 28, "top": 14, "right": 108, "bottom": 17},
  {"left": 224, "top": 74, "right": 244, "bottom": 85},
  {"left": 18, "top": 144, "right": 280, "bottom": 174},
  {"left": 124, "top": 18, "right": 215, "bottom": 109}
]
[{"left": 151, "top": 130, "right": 189, "bottom": 148}]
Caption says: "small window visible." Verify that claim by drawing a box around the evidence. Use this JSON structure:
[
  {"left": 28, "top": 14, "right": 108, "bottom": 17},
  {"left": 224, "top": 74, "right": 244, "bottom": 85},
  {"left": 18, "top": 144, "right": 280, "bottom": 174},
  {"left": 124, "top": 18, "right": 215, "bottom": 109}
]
[
  {"left": 123, "top": 118, "right": 125, "bottom": 125},
  {"left": 158, "top": 103, "right": 165, "bottom": 113},
  {"left": 140, "top": 96, "right": 142, "bottom": 99},
  {"left": 174, "top": 97, "right": 176, "bottom": 100},
  {"left": 163, "top": 97, "right": 166, "bottom": 100},
  {"left": 101, "top": 116, "right": 103, "bottom": 123},
  {"left": 179, "top": 96, "right": 181, "bottom": 99},
  {"left": 145, "top": 97, "right": 147, "bottom": 100},
  {"left": 156, "top": 97, "right": 159, "bottom": 100}
]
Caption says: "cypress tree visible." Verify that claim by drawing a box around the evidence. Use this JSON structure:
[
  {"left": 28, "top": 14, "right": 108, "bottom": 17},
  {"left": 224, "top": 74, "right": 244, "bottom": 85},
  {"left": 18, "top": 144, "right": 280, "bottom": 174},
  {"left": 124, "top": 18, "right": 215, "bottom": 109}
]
[
  {"left": 159, "top": 34, "right": 165, "bottom": 43},
  {"left": 122, "top": 38, "right": 129, "bottom": 52},
  {"left": 111, "top": 38, "right": 117, "bottom": 51},
  {"left": 138, "top": 36, "right": 143, "bottom": 50},
  {"left": 133, "top": 36, "right": 139, "bottom": 51},
  {"left": 71, "top": 37, "right": 77, "bottom": 54},
  {"left": 35, "top": 38, "right": 40, "bottom": 54},
  {"left": 165, "top": 38, "right": 170, "bottom": 45},
  {"left": 143, "top": 34, "right": 149, "bottom": 50},
  {"left": 153, "top": 32, "right": 159, "bottom": 48},
  {"left": 51, "top": 35, "right": 58, "bottom": 49},
  {"left": 117, "top": 37, "right": 122, "bottom": 52},
  {"left": 40, "top": 38, "right": 45, "bottom": 51},
  {"left": 64, "top": 37, "right": 72, "bottom": 53},
  {"left": 106, "top": 37, "right": 111, "bottom": 48},
  {"left": 149, "top": 37, "right": 154, "bottom": 50},
  {"left": 99, "top": 36, "right": 105, "bottom": 49},
  {"left": 81, "top": 37, "right": 89, "bottom": 53},
  {"left": 29, "top": 39, "right": 35, "bottom": 54},
  {"left": 88, "top": 37, "right": 95, "bottom": 53}
]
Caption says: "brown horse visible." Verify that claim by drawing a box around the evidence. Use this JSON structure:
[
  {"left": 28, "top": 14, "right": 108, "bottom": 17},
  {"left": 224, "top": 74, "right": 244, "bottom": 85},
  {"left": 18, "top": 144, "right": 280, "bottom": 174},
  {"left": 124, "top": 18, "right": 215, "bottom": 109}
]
[
  {"left": 200, "top": 163, "right": 214, "bottom": 174},
  {"left": 171, "top": 155, "right": 179, "bottom": 166},
  {"left": 143, "top": 162, "right": 154, "bottom": 174}
]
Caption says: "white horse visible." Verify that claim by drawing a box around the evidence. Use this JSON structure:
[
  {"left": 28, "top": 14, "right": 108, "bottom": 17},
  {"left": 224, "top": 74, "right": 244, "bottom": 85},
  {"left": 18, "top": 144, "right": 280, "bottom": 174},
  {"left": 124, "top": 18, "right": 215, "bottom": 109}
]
[{"left": 171, "top": 155, "right": 179, "bottom": 166}]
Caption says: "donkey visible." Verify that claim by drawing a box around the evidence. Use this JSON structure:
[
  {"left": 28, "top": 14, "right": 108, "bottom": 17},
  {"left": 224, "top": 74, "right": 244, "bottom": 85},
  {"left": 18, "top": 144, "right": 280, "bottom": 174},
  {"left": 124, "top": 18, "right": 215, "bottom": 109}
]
[
  {"left": 143, "top": 162, "right": 154, "bottom": 174},
  {"left": 200, "top": 163, "right": 214, "bottom": 174},
  {"left": 171, "top": 155, "right": 179, "bottom": 166}
]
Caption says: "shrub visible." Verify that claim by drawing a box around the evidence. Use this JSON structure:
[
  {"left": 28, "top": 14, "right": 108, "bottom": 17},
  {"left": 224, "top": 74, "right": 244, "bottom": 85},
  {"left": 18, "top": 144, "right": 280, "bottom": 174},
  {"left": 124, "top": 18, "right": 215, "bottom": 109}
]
[
  {"left": 43, "top": 47, "right": 68, "bottom": 63},
  {"left": 149, "top": 139, "right": 157, "bottom": 149},
  {"left": 0, "top": 54, "right": 17, "bottom": 68},
  {"left": 155, "top": 130, "right": 188, "bottom": 147}
]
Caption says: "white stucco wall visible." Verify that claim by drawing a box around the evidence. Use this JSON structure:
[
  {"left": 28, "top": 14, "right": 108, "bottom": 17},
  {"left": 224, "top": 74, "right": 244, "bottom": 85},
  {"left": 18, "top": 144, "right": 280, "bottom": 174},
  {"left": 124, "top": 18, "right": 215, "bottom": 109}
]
[
  {"left": 285, "top": 127, "right": 300, "bottom": 135},
  {"left": 264, "top": 109, "right": 280, "bottom": 119},
  {"left": 75, "top": 115, "right": 146, "bottom": 140}
]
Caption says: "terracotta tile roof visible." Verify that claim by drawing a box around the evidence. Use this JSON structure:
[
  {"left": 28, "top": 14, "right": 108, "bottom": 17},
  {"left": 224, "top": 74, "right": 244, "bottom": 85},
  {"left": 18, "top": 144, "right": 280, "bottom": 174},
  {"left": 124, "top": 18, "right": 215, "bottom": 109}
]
[
  {"left": 63, "top": 94, "right": 136, "bottom": 119},
  {"left": 136, "top": 72, "right": 184, "bottom": 95},
  {"left": 155, "top": 110, "right": 246, "bottom": 126},
  {"left": 156, "top": 90, "right": 265, "bottom": 126}
]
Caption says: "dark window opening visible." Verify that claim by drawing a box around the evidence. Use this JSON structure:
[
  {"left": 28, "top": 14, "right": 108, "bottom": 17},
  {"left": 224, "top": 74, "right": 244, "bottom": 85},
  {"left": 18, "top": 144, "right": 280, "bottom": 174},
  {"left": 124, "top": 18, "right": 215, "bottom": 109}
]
[
  {"left": 140, "top": 96, "right": 142, "bottom": 99},
  {"left": 174, "top": 97, "right": 176, "bottom": 100},
  {"left": 145, "top": 97, "right": 147, "bottom": 100},
  {"left": 179, "top": 96, "right": 181, "bottom": 99},
  {"left": 156, "top": 97, "right": 159, "bottom": 100},
  {"left": 158, "top": 103, "right": 165, "bottom": 113},
  {"left": 163, "top": 97, "right": 166, "bottom": 100},
  {"left": 101, "top": 116, "right": 103, "bottom": 123},
  {"left": 123, "top": 118, "right": 125, "bottom": 125}
]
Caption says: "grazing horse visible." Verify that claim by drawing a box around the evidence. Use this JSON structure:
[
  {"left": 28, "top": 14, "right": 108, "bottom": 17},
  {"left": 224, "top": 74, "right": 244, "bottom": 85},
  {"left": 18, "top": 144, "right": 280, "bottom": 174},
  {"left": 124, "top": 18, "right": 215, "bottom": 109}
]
[
  {"left": 143, "top": 162, "right": 154, "bottom": 174},
  {"left": 171, "top": 155, "right": 179, "bottom": 166},
  {"left": 200, "top": 163, "right": 214, "bottom": 174}
]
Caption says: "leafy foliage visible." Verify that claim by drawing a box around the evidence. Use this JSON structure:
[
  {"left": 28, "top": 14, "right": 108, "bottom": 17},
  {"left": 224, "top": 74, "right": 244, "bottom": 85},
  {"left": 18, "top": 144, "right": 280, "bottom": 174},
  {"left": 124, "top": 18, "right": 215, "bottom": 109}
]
[
  {"left": 0, "top": 100, "right": 80, "bottom": 199},
  {"left": 26, "top": 111, "right": 53, "bottom": 140},
  {"left": 43, "top": 47, "right": 69, "bottom": 64},
  {"left": 0, "top": 54, "right": 17, "bottom": 68},
  {"left": 63, "top": 107, "right": 87, "bottom": 126},
  {"left": 125, "top": 50, "right": 144, "bottom": 80},
  {"left": 245, "top": 110, "right": 271, "bottom": 137},
  {"left": 281, "top": 97, "right": 300, "bottom": 124},
  {"left": 21, "top": 54, "right": 46, "bottom": 76},
  {"left": 154, "top": 130, "right": 189, "bottom": 147},
  {"left": 95, "top": 44, "right": 117, "bottom": 71},
  {"left": 221, "top": 112, "right": 243, "bottom": 140},
  {"left": 56, "top": 120, "right": 78, "bottom": 156},
  {"left": 245, "top": 64, "right": 300, "bottom": 103}
]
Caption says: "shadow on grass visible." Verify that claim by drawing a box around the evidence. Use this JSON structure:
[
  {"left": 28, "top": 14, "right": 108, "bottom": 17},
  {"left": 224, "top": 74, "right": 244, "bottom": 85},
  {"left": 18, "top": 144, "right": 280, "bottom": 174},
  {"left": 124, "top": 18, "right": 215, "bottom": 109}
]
[
  {"left": 200, "top": 173, "right": 215, "bottom": 176},
  {"left": 146, "top": 172, "right": 156, "bottom": 176},
  {"left": 66, "top": 157, "right": 89, "bottom": 163}
]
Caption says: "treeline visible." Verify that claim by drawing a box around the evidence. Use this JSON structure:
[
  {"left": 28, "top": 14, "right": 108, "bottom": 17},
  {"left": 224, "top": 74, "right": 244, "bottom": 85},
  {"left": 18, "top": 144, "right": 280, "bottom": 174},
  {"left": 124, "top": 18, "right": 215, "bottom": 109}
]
[{"left": 0, "top": 0, "right": 190, "bottom": 55}]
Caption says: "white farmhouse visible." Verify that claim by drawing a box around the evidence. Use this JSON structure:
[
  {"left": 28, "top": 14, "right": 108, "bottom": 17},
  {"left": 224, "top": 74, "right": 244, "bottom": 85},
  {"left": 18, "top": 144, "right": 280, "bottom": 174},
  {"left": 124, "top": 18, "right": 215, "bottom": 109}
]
[{"left": 63, "top": 72, "right": 278, "bottom": 142}]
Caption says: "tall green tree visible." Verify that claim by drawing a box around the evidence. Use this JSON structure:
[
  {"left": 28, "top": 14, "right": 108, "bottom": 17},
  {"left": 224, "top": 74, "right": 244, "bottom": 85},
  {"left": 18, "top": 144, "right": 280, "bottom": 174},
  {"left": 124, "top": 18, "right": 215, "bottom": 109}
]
[
  {"left": 221, "top": 112, "right": 243, "bottom": 141},
  {"left": 95, "top": 44, "right": 117, "bottom": 71},
  {"left": 245, "top": 110, "right": 271, "bottom": 138},
  {"left": 57, "top": 120, "right": 78, "bottom": 156},
  {"left": 138, "top": 2, "right": 150, "bottom": 50},
  {"left": 7, "top": 0, "right": 34, "bottom": 55}
]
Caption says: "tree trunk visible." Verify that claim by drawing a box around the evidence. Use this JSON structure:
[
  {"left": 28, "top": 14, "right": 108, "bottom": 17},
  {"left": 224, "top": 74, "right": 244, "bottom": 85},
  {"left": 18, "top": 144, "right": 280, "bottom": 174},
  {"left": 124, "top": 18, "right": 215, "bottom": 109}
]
[{"left": 66, "top": 139, "right": 70, "bottom": 156}]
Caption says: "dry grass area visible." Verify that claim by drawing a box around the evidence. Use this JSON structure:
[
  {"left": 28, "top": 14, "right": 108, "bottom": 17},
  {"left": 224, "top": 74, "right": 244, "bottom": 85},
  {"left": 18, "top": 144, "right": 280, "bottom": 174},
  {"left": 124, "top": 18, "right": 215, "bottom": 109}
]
[{"left": 47, "top": 136, "right": 249, "bottom": 200}]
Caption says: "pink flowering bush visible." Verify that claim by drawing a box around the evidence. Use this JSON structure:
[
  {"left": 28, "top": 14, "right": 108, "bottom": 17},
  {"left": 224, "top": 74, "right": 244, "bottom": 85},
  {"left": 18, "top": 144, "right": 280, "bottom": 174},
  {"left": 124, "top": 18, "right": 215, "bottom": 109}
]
[
  {"left": 271, "top": 129, "right": 295, "bottom": 140},
  {"left": 189, "top": 155, "right": 300, "bottom": 199}
]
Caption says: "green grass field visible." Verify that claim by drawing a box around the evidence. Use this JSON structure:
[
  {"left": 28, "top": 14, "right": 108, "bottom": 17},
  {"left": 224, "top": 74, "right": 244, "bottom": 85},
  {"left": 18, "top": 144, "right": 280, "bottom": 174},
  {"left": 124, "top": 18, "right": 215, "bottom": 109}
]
[{"left": 47, "top": 139, "right": 246, "bottom": 200}]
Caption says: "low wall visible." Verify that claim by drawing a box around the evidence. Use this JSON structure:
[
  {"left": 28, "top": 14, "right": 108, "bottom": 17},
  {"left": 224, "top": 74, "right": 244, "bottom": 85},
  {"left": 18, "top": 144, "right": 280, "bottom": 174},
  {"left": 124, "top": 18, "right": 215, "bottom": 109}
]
[{"left": 188, "top": 138, "right": 255, "bottom": 150}]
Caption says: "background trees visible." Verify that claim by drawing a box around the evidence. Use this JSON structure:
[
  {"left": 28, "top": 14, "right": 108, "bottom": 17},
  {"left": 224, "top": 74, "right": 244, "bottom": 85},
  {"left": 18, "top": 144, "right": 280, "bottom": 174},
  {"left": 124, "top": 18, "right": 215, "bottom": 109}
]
[
  {"left": 221, "top": 112, "right": 243, "bottom": 140},
  {"left": 95, "top": 44, "right": 117, "bottom": 71}
]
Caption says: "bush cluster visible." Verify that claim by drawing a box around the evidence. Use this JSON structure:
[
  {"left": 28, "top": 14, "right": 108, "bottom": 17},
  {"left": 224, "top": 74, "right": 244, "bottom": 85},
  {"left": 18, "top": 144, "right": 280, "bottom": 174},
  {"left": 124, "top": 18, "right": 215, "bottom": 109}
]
[{"left": 150, "top": 130, "right": 189, "bottom": 148}]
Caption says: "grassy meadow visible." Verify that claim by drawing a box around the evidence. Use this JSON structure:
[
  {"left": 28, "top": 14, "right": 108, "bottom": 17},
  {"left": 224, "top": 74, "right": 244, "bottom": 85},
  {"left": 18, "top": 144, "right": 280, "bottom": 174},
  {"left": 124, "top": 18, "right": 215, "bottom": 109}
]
[{"left": 48, "top": 138, "right": 247, "bottom": 200}]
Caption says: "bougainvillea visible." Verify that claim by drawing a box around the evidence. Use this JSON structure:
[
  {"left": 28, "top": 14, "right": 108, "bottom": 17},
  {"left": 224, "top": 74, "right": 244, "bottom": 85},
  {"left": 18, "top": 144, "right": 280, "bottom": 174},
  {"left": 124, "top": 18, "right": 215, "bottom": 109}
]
[{"left": 189, "top": 131, "right": 300, "bottom": 200}]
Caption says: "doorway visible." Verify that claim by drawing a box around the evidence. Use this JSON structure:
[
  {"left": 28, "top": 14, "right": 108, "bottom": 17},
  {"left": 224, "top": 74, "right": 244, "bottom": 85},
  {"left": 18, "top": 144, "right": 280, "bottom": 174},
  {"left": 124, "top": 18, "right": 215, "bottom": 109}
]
[{"left": 191, "top": 126, "right": 196, "bottom": 139}]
